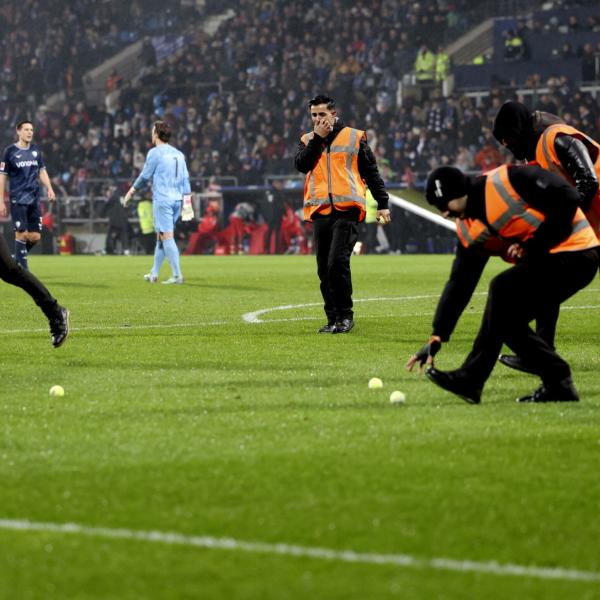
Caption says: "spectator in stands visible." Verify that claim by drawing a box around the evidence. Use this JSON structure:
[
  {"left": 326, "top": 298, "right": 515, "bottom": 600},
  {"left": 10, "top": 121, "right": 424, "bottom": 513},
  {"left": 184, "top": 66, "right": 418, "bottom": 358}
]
[
  {"left": 102, "top": 185, "right": 131, "bottom": 255},
  {"left": 559, "top": 42, "right": 576, "bottom": 60},
  {"left": 259, "top": 180, "right": 285, "bottom": 254},
  {"left": 136, "top": 196, "right": 155, "bottom": 254},
  {"left": 228, "top": 201, "right": 255, "bottom": 254},
  {"left": 2, "top": 0, "right": 597, "bottom": 254},
  {"left": 140, "top": 37, "right": 157, "bottom": 72},
  {"left": 580, "top": 43, "right": 597, "bottom": 82},
  {"left": 414, "top": 43, "right": 436, "bottom": 94},
  {"left": 435, "top": 45, "right": 451, "bottom": 83},
  {"left": 503, "top": 29, "right": 524, "bottom": 62},
  {"left": 535, "top": 93, "right": 559, "bottom": 115},
  {"left": 473, "top": 133, "right": 503, "bottom": 173}
]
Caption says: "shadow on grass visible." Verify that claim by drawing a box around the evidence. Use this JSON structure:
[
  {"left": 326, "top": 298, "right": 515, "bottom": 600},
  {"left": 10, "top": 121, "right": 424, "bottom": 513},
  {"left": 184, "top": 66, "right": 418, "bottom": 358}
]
[{"left": 41, "top": 280, "right": 111, "bottom": 289}]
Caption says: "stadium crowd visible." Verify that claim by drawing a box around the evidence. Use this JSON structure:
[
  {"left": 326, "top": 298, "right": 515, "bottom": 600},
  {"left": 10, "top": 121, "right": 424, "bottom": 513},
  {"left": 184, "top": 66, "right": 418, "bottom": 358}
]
[
  {"left": 0, "top": 0, "right": 210, "bottom": 111},
  {"left": 0, "top": 0, "right": 599, "bottom": 254}
]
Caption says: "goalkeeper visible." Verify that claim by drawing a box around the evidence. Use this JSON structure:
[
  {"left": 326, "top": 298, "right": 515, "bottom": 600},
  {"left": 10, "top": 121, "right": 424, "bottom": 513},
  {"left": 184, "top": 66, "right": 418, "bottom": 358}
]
[{"left": 123, "top": 121, "right": 192, "bottom": 284}]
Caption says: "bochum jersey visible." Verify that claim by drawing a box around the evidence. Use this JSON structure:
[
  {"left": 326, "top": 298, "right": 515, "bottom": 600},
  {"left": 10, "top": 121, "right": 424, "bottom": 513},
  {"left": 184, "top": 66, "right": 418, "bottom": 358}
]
[
  {"left": 0, "top": 143, "right": 46, "bottom": 205},
  {"left": 133, "top": 144, "right": 191, "bottom": 203}
]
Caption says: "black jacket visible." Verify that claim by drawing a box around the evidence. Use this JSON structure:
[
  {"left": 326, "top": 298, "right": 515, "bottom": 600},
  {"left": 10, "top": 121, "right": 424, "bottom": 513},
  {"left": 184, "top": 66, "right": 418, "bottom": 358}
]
[
  {"left": 493, "top": 102, "right": 599, "bottom": 210},
  {"left": 432, "top": 165, "right": 584, "bottom": 341},
  {"left": 294, "top": 118, "right": 389, "bottom": 218}
]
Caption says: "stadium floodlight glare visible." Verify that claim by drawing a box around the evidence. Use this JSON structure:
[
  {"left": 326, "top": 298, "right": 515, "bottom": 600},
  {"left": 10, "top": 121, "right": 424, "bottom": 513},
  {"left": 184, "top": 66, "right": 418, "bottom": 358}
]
[{"left": 388, "top": 193, "right": 456, "bottom": 231}]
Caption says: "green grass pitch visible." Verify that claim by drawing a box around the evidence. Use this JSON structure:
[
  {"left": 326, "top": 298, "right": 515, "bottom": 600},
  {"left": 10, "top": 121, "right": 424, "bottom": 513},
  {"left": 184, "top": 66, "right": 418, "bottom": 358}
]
[{"left": 1, "top": 255, "right": 599, "bottom": 599}]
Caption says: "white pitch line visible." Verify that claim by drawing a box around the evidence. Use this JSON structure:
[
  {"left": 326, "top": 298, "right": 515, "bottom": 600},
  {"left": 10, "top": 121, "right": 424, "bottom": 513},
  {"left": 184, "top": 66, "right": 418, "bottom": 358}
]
[
  {"left": 2, "top": 298, "right": 599, "bottom": 334},
  {"left": 0, "top": 518, "right": 598, "bottom": 583},
  {"left": 242, "top": 294, "right": 470, "bottom": 323},
  {"left": 242, "top": 288, "right": 600, "bottom": 324}
]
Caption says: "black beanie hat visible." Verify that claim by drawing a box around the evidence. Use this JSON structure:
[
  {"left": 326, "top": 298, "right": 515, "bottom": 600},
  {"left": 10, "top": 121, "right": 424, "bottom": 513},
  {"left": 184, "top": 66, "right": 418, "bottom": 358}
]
[
  {"left": 492, "top": 101, "right": 536, "bottom": 160},
  {"left": 425, "top": 167, "right": 468, "bottom": 211}
]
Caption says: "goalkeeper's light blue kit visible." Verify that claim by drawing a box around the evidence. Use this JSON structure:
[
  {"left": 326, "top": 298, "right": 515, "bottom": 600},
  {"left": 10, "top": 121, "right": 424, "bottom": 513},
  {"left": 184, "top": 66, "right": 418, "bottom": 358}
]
[
  {"left": 133, "top": 144, "right": 191, "bottom": 233},
  {"left": 134, "top": 143, "right": 191, "bottom": 283}
]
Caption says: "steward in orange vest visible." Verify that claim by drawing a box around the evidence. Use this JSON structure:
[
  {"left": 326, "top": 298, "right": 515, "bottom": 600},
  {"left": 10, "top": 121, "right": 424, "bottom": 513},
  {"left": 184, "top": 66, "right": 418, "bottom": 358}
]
[
  {"left": 493, "top": 101, "right": 600, "bottom": 233},
  {"left": 406, "top": 165, "right": 599, "bottom": 404},
  {"left": 493, "top": 100, "right": 600, "bottom": 373},
  {"left": 294, "top": 94, "right": 390, "bottom": 334}
]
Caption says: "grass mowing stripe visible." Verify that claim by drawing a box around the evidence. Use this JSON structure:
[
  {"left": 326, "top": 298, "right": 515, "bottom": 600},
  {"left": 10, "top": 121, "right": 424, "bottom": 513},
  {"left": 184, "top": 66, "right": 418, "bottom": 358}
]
[
  {"left": 2, "top": 304, "right": 600, "bottom": 334},
  {"left": 1, "top": 518, "right": 599, "bottom": 584}
]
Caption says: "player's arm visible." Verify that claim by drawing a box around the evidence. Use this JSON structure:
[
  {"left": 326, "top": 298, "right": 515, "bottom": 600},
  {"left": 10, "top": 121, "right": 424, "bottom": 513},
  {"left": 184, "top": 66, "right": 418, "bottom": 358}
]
[
  {"left": 0, "top": 173, "right": 6, "bottom": 217},
  {"left": 124, "top": 149, "right": 157, "bottom": 205},
  {"left": 0, "top": 149, "right": 9, "bottom": 216},
  {"left": 554, "top": 135, "right": 599, "bottom": 213},
  {"left": 357, "top": 134, "right": 391, "bottom": 224},
  {"left": 181, "top": 156, "right": 191, "bottom": 195},
  {"left": 181, "top": 158, "right": 194, "bottom": 221},
  {"left": 407, "top": 244, "right": 488, "bottom": 371},
  {"left": 39, "top": 168, "right": 56, "bottom": 202}
]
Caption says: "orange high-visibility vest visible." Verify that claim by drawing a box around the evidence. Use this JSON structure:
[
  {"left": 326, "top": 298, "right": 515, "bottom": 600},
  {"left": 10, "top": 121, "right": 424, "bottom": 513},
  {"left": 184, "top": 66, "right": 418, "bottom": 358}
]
[
  {"left": 301, "top": 127, "right": 367, "bottom": 222},
  {"left": 536, "top": 123, "right": 600, "bottom": 237},
  {"left": 456, "top": 165, "right": 598, "bottom": 258}
]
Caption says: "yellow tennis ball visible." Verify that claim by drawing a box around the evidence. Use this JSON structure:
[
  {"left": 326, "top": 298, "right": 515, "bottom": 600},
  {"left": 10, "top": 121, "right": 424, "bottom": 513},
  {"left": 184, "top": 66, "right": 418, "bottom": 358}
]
[
  {"left": 368, "top": 377, "right": 383, "bottom": 389},
  {"left": 49, "top": 385, "right": 65, "bottom": 397},
  {"left": 390, "top": 390, "right": 406, "bottom": 404}
]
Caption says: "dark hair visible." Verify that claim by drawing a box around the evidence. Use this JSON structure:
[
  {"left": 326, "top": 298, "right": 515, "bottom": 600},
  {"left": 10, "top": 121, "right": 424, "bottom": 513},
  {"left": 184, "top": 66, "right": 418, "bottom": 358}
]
[
  {"left": 308, "top": 95, "right": 336, "bottom": 110},
  {"left": 153, "top": 120, "right": 171, "bottom": 142},
  {"left": 16, "top": 120, "right": 33, "bottom": 130}
]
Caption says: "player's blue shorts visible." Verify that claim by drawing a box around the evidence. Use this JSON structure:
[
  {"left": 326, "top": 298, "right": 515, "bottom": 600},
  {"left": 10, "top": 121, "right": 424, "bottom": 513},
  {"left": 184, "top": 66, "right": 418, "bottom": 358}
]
[
  {"left": 153, "top": 199, "right": 181, "bottom": 233},
  {"left": 10, "top": 202, "right": 42, "bottom": 233}
]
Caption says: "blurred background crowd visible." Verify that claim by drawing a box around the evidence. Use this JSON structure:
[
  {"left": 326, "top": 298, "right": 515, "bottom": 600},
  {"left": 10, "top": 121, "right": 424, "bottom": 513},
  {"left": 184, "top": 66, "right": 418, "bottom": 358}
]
[{"left": 0, "top": 0, "right": 598, "bottom": 255}]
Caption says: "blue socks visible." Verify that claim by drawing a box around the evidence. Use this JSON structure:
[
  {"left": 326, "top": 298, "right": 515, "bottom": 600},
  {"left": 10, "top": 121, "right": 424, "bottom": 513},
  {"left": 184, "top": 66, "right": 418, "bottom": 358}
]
[
  {"left": 151, "top": 240, "right": 166, "bottom": 276},
  {"left": 162, "top": 238, "right": 181, "bottom": 278},
  {"left": 15, "top": 239, "right": 28, "bottom": 269}
]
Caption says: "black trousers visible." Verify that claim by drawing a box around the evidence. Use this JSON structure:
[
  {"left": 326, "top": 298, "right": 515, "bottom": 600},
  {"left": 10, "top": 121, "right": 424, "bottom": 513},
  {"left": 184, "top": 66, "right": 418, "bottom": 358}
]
[
  {"left": 105, "top": 225, "right": 130, "bottom": 254},
  {"left": 461, "top": 248, "right": 599, "bottom": 387},
  {"left": 533, "top": 303, "right": 560, "bottom": 350},
  {"left": 0, "top": 233, "right": 58, "bottom": 319},
  {"left": 313, "top": 217, "right": 359, "bottom": 323}
]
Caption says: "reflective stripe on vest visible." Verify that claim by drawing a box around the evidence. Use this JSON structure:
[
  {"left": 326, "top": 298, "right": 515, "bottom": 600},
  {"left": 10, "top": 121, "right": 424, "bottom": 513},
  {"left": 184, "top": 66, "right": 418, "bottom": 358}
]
[
  {"left": 536, "top": 124, "right": 600, "bottom": 239},
  {"left": 484, "top": 165, "right": 598, "bottom": 254},
  {"left": 456, "top": 218, "right": 492, "bottom": 247},
  {"left": 487, "top": 167, "right": 544, "bottom": 234},
  {"left": 301, "top": 127, "right": 367, "bottom": 221}
]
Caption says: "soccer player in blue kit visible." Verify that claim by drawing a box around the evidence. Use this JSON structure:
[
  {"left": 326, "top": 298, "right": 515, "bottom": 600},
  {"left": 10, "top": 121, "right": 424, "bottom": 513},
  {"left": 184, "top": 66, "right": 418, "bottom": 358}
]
[
  {"left": 0, "top": 121, "right": 69, "bottom": 348},
  {"left": 123, "top": 121, "right": 191, "bottom": 284},
  {"left": 0, "top": 120, "right": 56, "bottom": 270}
]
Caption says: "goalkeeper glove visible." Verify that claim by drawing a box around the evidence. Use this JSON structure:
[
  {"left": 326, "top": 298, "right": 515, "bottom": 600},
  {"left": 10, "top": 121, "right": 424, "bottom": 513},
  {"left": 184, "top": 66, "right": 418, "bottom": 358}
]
[{"left": 181, "top": 194, "right": 194, "bottom": 221}]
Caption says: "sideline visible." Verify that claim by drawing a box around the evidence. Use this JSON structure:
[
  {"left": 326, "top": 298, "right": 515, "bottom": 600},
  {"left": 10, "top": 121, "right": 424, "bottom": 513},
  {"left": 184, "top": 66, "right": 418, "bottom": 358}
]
[{"left": 1, "top": 518, "right": 599, "bottom": 583}]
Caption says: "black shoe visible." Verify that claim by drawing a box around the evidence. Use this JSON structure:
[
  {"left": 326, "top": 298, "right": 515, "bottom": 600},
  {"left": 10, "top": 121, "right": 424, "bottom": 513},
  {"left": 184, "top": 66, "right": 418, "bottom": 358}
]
[
  {"left": 318, "top": 322, "right": 336, "bottom": 333},
  {"left": 517, "top": 377, "right": 579, "bottom": 403},
  {"left": 50, "top": 307, "right": 70, "bottom": 348},
  {"left": 498, "top": 354, "right": 539, "bottom": 375},
  {"left": 425, "top": 367, "right": 482, "bottom": 404},
  {"left": 333, "top": 318, "right": 354, "bottom": 334}
]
